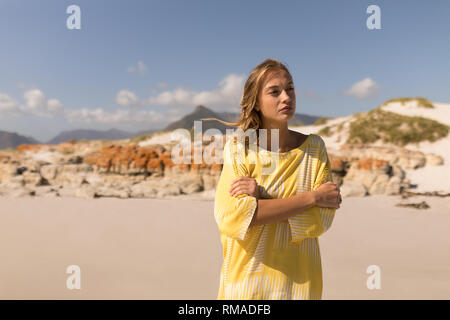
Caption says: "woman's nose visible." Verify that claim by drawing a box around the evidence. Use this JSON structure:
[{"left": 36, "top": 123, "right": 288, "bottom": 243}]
[{"left": 280, "top": 89, "right": 292, "bottom": 102}]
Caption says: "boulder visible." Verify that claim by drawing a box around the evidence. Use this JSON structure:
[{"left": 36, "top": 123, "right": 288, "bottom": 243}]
[
  {"left": 75, "top": 185, "right": 97, "bottom": 199},
  {"left": 95, "top": 186, "right": 130, "bottom": 199},
  {"left": 368, "top": 174, "right": 390, "bottom": 195},
  {"left": 385, "top": 176, "right": 403, "bottom": 195},
  {"left": 340, "top": 181, "right": 368, "bottom": 197},
  {"left": 130, "top": 181, "right": 159, "bottom": 198},
  {"left": 425, "top": 153, "right": 444, "bottom": 166}
]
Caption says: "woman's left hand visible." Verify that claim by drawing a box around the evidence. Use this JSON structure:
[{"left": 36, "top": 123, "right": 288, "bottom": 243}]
[{"left": 229, "top": 174, "right": 259, "bottom": 199}]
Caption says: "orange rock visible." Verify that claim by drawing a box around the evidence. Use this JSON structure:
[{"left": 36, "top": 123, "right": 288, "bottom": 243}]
[
  {"left": 112, "top": 145, "right": 137, "bottom": 170},
  {"left": 141, "top": 147, "right": 159, "bottom": 159},
  {"left": 147, "top": 158, "right": 163, "bottom": 171},
  {"left": 80, "top": 142, "right": 221, "bottom": 175},
  {"left": 331, "top": 158, "right": 346, "bottom": 172},
  {"left": 210, "top": 164, "right": 223, "bottom": 173},
  {"left": 161, "top": 155, "right": 175, "bottom": 168},
  {"left": 96, "top": 157, "right": 112, "bottom": 170},
  {"left": 199, "top": 162, "right": 209, "bottom": 169},
  {"left": 177, "top": 163, "right": 191, "bottom": 172},
  {"left": 16, "top": 144, "right": 43, "bottom": 152},
  {"left": 134, "top": 154, "right": 149, "bottom": 169},
  {"left": 84, "top": 155, "right": 98, "bottom": 166},
  {"left": 0, "top": 153, "right": 10, "bottom": 162},
  {"left": 57, "top": 142, "right": 75, "bottom": 150},
  {"left": 355, "top": 158, "right": 389, "bottom": 170}
]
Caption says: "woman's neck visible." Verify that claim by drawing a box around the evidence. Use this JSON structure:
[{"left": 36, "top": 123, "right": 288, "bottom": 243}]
[{"left": 258, "top": 124, "right": 292, "bottom": 152}]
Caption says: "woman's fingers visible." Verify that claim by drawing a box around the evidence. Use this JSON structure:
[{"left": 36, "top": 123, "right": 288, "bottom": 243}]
[
  {"left": 231, "top": 176, "right": 250, "bottom": 187},
  {"left": 230, "top": 175, "right": 256, "bottom": 197},
  {"left": 230, "top": 176, "right": 252, "bottom": 190},
  {"left": 229, "top": 182, "right": 241, "bottom": 193},
  {"left": 230, "top": 186, "right": 246, "bottom": 197},
  {"left": 229, "top": 182, "right": 239, "bottom": 194},
  {"left": 230, "top": 183, "right": 251, "bottom": 196}
]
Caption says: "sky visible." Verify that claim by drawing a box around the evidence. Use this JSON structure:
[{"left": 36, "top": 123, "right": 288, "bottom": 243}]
[{"left": 0, "top": 0, "right": 449, "bottom": 142}]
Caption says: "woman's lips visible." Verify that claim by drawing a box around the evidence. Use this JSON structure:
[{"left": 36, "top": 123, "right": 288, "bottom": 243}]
[{"left": 280, "top": 107, "right": 292, "bottom": 112}]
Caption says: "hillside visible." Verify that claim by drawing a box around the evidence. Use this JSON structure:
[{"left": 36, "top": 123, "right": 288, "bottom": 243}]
[
  {"left": 0, "top": 130, "right": 40, "bottom": 150},
  {"left": 290, "top": 97, "right": 450, "bottom": 193},
  {"left": 164, "top": 105, "right": 235, "bottom": 134},
  {"left": 46, "top": 128, "right": 138, "bottom": 145},
  {"left": 134, "top": 105, "right": 326, "bottom": 146},
  {"left": 309, "top": 97, "right": 449, "bottom": 148},
  {"left": 164, "top": 105, "right": 323, "bottom": 132}
]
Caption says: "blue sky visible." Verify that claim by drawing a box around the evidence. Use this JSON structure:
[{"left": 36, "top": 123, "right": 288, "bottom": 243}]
[{"left": 0, "top": 0, "right": 449, "bottom": 142}]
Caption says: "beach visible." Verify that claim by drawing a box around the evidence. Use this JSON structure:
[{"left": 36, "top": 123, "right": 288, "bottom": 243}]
[{"left": 1, "top": 194, "right": 449, "bottom": 300}]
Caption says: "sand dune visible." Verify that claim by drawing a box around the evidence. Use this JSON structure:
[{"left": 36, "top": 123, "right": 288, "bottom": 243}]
[{"left": 0, "top": 194, "right": 449, "bottom": 299}]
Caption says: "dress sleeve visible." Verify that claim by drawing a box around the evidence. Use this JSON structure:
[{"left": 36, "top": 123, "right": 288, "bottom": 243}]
[
  {"left": 214, "top": 139, "right": 258, "bottom": 241},
  {"left": 288, "top": 139, "right": 336, "bottom": 244}
]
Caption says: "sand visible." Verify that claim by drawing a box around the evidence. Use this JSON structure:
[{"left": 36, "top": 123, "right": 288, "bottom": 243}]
[{"left": 1, "top": 194, "right": 449, "bottom": 300}]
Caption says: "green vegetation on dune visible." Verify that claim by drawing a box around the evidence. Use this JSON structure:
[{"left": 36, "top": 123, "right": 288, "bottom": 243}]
[
  {"left": 381, "top": 97, "right": 435, "bottom": 109},
  {"left": 313, "top": 117, "right": 329, "bottom": 126},
  {"left": 347, "top": 109, "right": 449, "bottom": 146},
  {"left": 2, "top": 147, "right": 15, "bottom": 153},
  {"left": 128, "top": 129, "right": 173, "bottom": 144},
  {"left": 128, "top": 135, "right": 150, "bottom": 144},
  {"left": 317, "top": 121, "right": 345, "bottom": 137},
  {"left": 100, "top": 139, "right": 113, "bottom": 145},
  {"left": 317, "top": 125, "right": 332, "bottom": 137}
]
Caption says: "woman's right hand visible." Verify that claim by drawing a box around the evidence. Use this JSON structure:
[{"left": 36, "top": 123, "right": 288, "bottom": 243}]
[{"left": 313, "top": 181, "right": 341, "bottom": 209}]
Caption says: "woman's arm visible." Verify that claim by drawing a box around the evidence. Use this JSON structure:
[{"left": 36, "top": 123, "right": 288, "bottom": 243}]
[{"left": 249, "top": 191, "right": 316, "bottom": 227}]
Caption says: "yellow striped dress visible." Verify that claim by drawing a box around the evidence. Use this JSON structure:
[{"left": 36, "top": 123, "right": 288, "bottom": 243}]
[{"left": 214, "top": 133, "right": 336, "bottom": 300}]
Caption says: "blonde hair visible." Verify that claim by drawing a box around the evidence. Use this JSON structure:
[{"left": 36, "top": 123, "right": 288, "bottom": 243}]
[{"left": 200, "top": 58, "right": 292, "bottom": 136}]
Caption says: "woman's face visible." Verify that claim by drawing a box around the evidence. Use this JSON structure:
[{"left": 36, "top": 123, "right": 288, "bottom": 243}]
[{"left": 257, "top": 69, "right": 296, "bottom": 127}]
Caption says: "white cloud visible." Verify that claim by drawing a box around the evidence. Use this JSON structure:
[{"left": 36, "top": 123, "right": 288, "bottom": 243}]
[
  {"left": 0, "top": 89, "right": 63, "bottom": 118},
  {"left": 166, "top": 108, "right": 190, "bottom": 122},
  {"left": 47, "top": 99, "right": 64, "bottom": 113},
  {"left": 137, "top": 61, "right": 148, "bottom": 74},
  {"left": 344, "top": 77, "right": 380, "bottom": 99},
  {"left": 149, "top": 87, "right": 195, "bottom": 106},
  {"left": 23, "top": 89, "right": 64, "bottom": 117},
  {"left": 116, "top": 73, "right": 246, "bottom": 110},
  {"left": 0, "top": 93, "right": 20, "bottom": 114},
  {"left": 65, "top": 108, "right": 165, "bottom": 124},
  {"left": 1, "top": 73, "right": 246, "bottom": 128},
  {"left": 116, "top": 89, "right": 140, "bottom": 107},
  {"left": 0, "top": 87, "right": 174, "bottom": 128},
  {"left": 127, "top": 60, "right": 148, "bottom": 75}
]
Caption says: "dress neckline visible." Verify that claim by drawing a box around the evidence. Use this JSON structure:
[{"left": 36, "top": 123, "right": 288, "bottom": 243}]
[{"left": 258, "top": 133, "right": 312, "bottom": 156}]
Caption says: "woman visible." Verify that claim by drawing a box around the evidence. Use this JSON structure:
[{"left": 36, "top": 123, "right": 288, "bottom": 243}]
[{"left": 202, "top": 58, "right": 341, "bottom": 300}]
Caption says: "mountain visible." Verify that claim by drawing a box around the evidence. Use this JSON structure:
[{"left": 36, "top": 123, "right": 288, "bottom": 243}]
[
  {"left": 215, "top": 111, "right": 240, "bottom": 123},
  {"left": 133, "top": 128, "right": 165, "bottom": 137},
  {"left": 0, "top": 106, "right": 325, "bottom": 149},
  {"left": 46, "top": 128, "right": 137, "bottom": 145},
  {"left": 0, "top": 130, "right": 41, "bottom": 150},
  {"left": 164, "top": 105, "right": 324, "bottom": 133},
  {"left": 212, "top": 110, "right": 323, "bottom": 126},
  {"left": 216, "top": 110, "right": 324, "bottom": 126},
  {"left": 164, "top": 105, "right": 236, "bottom": 134}
]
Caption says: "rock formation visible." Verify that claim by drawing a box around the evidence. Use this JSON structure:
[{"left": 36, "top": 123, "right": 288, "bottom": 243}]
[{"left": 0, "top": 133, "right": 443, "bottom": 199}]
